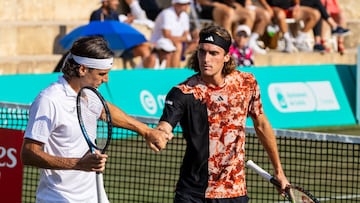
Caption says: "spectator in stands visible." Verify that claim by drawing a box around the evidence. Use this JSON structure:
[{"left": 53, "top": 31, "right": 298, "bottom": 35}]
[
  {"left": 197, "top": 0, "right": 269, "bottom": 54},
  {"left": 90, "top": 0, "right": 152, "bottom": 68},
  {"left": 300, "top": 0, "right": 349, "bottom": 53},
  {"left": 230, "top": 24, "right": 254, "bottom": 67},
  {"left": 117, "top": 0, "right": 157, "bottom": 29},
  {"left": 150, "top": 0, "right": 194, "bottom": 68},
  {"left": 155, "top": 25, "right": 290, "bottom": 202},
  {"left": 124, "top": 0, "right": 149, "bottom": 20},
  {"left": 139, "top": 0, "right": 162, "bottom": 21},
  {"left": 258, "top": 0, "right": 320, "bottom": 53},
  {"left": 136, "top": 38, "right": 177, "bottom": 69},
  {"left": 21, "top": 36, "right": 171, "bottom": 203},
  {"left": 218, "top": 0, "right": 270, "bottom": 54},
  {"left": 321, "top": 0, "right": 349, "bottom": 54},
  {"left": 217, "top": 0, "right": 254, "bottom": 33},
  {"left": 234, "top": 0, "right": 271, "bottom": 54},
  {"left": 194, "top": 0, "right": 236, "bottom": 34},
  {"left": 119, "top": 0, "right": 162, "bottom": 21},
  {"left": 91, "top": 0, "right": 133, "bottom": 23}
]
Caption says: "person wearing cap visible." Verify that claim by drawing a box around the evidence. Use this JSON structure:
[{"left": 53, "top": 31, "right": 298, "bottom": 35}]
[
  {"left": 229, "top": 24, "right": 254, "bottom": 67},
  {"left": 156, "top": 25, "right": 290, "bottom": 202},
  {"left": 137, "top": 38, "right": 177, "bottom": 69},
  {"left": 21, "top": 36, "right": 172, "bottom": 203},
  {"left": 150, "top": 0, "right": 193, "bottom": 68}
]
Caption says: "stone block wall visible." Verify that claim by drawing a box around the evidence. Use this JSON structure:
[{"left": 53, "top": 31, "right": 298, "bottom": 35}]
[{"left": 0, "top": 0, "right": 358, "bottom": 74}]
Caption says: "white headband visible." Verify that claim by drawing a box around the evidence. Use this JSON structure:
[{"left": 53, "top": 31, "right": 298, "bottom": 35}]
[{"left": 71, "top": 53, "right": 113, "bottom": 70}]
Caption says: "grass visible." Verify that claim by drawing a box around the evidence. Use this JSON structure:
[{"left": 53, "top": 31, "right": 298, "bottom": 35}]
[{"left": 22, "top": 129, "right": 360, "bottom": 203}]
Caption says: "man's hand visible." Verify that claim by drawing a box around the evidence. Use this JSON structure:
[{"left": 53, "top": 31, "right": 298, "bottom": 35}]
[
  {"left": 144, "top": 128, "right": 173, "bottom": 152},
  {"left": 76, "top": 150, "right": 108, "bottom": 172},
  {"left": 274, "top": 171, "right": 291, "bottom": 197}
]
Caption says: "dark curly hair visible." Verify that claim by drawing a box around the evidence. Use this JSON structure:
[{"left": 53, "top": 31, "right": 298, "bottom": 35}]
[{"left": 186, "top": 25, "right": 236, "bottom": 76}]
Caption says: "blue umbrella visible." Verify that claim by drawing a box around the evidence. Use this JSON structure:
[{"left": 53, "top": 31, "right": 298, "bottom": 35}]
[{"left": 60, "top": 20, "right": 147, "bottom": 50}]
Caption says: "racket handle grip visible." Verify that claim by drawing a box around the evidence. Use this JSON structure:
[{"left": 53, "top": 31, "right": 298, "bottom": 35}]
[
  {"left": 246, "top": 160, "right": 272, "bottom": 181},
  {"left": 246, "top": 160, "right": 281, "bottom": 188},
  {"left": 96, "top": 173, "right": 109, "bottom": 203}
]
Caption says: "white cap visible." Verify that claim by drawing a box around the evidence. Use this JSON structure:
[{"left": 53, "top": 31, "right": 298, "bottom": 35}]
[
  {"left": 172, "top": 0, "right": 191, "bottom": 4},
  {"left": 155, "top": 38, "right": 176, "bottom": 52},
  {"left": 236, "top": 25, "right": 251, "bottom": 36}
]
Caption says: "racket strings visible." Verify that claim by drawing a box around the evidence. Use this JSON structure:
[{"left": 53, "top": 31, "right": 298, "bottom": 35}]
[
  {"left": 96, "top": 119, "right": 109, "bottom": 150},
  {"left": 79, "top": 96, "right": 97, "bottom": 139},
  {"left": 79, "top": 89, "right": 107, "bottom": 151},
  {"left": 289, "top": 187, "right": 317, "bottom": 203}
]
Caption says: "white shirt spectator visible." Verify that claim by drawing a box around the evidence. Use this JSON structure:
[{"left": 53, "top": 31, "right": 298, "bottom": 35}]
[{"left": 150, "top": 6, "right": 190, "bottom": 43}]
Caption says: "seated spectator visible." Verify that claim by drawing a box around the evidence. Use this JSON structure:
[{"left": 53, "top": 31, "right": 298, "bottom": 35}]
[
  {"left": 258, "top": 0, "right": 320, "bottom": 53},
  {"left": 197, "top": 0, "right": 270, "bottom": 54},
  {"left": 215, "top": 0, "right": 254, "bottom": 33},
  {"left": 234, "top": 0, "right": 271, "bottom": 54},
  {"left": 321, "top": 0, "right": 349, "bottom": 54},
  {"left": 91, "top": 0, "right": 133, "bottom": 23},
  {"left": 195, "top": 0, "right": 236, "bottom": 34},
  {"left": 136, "top": 38, "right": 177, "bottom": 69},
  {"left": 90, "top": 0, "right": 151, "bottom": 68},
  {"left": 119, "top": 0, "right": 162, "bottom": 21},
  {"left": 118, "top": 0, "right": 156, "bottom": 29},
  {"left": 216, "top": 0, "right": 269, "bottom": 53},
  {"left": 301, "top": 0, "right": 349, "bottom": 53},
  {"left": 150, "top": 0, "right": 194, "bottom": 68},
  {"left": 138, "top": 0, "right": 162, "bottom": 21},
  {"left": 229, "top": 25, "right": 254, "bottom": 67}
]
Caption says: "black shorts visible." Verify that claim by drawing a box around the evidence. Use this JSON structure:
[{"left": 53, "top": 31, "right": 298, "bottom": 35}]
[
  {"left": 196, "top": 5, "right": 215, "bottom": 20},
  {"left": 119, "top": 48, "right": 134, "bottom": 59},
  {"left": 174, "top": 191, "right": 249, "bottom": 203}
]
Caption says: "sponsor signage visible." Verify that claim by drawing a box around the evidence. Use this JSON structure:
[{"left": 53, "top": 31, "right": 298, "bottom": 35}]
[
  {"left": 0, "top": 128, "right": 24, "bottom": 203},
  {"left": 268, "top": 81, "right": 340, "bottom": 113},
  {"left": 0, "top": 65, "right": 356, "bottom": 128}
]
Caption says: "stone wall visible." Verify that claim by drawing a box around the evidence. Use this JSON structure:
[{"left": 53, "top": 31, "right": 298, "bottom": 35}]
[
  {"left": 0, "top": 0, "right": 98, "bottom": 22},
  {"left": 0, "top": 0, "right": 358, "bottom": 74}
]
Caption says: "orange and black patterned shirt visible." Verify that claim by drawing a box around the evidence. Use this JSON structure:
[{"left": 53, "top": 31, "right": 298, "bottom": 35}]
[{"left": 160, "top": 70, "right": 264, "bottom": 199}]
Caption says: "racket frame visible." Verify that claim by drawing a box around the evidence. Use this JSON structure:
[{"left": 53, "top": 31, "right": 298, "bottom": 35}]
[
  {"left": 76, "top": 86, "right": 113, "bottom": 203},
  {"left": 246, "top": 160, "right": 320, "bottom": 203},
  {"left": 76, "top": 86, "right": 112, "bottom": 154}
]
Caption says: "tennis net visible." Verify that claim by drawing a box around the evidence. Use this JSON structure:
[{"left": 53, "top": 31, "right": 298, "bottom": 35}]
[{"left": 1, "top": 102, "right": 359, "bottom": 202}]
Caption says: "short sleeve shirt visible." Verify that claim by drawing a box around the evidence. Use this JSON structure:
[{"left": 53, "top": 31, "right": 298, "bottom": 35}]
[
  {"left": 229, "top": 44, "right": 254, "bottom": 67},
  {"left": 160, "top": 70, "right": 264, "bottom": 198},
  {"left": 24, "top": 76, "right": 102, "bottom": 203},
  {"left": 150, "top": 6, "right": 190, "bottom": 42}
]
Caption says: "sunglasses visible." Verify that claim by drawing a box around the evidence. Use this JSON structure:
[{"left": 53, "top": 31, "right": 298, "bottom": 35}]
[{"left": 236, "top": 31, "right": 248, "bottom": 38}]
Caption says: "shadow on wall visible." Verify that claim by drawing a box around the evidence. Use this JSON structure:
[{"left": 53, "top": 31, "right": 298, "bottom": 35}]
[{"left": 53, "top": 25, "right": 67, "bottom": 55}]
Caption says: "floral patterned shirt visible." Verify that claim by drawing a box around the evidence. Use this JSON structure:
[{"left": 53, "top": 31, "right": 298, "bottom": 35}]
[{"left": 160, "top": 70, "right": 263, "bottom": 198}]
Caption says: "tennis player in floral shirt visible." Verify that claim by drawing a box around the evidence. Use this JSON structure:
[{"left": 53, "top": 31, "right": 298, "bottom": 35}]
[{"left": 156, "top": 25, "right": 290, "bottom": 203}]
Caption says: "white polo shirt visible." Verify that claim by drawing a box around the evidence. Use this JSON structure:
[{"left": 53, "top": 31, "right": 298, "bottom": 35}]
[
  {"left": 25, "top": 76, "right": 102, "bottom": 203},
  {"left": 150, "top": 6, "right": 190, "bottom": 43}
]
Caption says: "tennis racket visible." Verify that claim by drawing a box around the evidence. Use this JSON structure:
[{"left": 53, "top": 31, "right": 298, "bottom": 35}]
[
  {"left": 246, "top": 160, "right": 320, "bottom": 203},
  {"left": 76, "top": 86, "right": 113, "bottom": 203}
]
